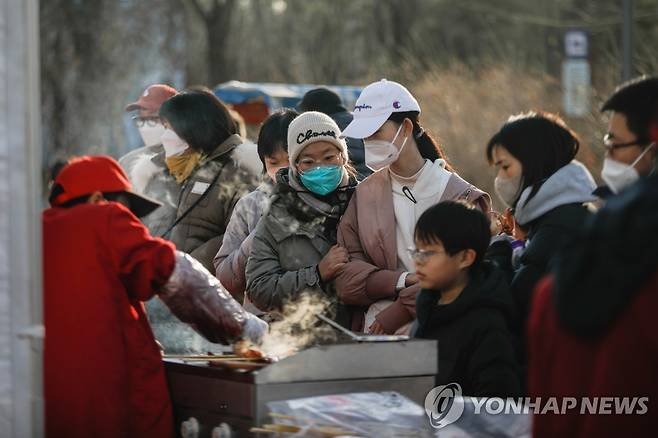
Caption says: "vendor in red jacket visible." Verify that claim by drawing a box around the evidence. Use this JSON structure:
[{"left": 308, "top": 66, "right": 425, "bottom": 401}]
[{"left": 43, "top": 155, "right": 267, "bottom": 438}]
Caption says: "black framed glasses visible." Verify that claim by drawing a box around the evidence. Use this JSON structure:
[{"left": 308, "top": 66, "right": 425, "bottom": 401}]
[
  {"left": 603, "top": 133, "right": 648, "bottom": 151},
  {"left": 132, "top": 115, "right": 162, "bottom": 128}
]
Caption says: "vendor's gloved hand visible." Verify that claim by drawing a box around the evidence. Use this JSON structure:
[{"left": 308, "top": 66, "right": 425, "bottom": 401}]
[
  {"left": 160, "top": 251, "right": 254, "bottom": 344},
  {"left": 242, "top": 314, "right": 268, "bottom": 345}
]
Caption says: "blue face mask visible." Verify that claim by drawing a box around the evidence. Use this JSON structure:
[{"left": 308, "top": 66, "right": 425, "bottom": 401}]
[{"left": 299, "top": 165, "right": 343, "bottom": 196}]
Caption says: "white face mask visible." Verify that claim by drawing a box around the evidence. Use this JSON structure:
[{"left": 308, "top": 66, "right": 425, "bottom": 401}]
[
  {"left": 494, "top": 173, "right": 523, "bottom": 207},
  {"left": 363, "top": 123, "right": 408, "bottom": 171},
  {"left": 161, "top": 128, "right": 189, "bottom": 158},
  {"left": 601, "top": 144, "right": 655, "bottom": 194},
  {"left": 138, "top": 123, "right": 166, "bottom": 147}
]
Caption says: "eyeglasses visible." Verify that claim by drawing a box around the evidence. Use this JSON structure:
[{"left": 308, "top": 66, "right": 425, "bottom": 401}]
[
  {"left": 603, "top": 133, "right": 648, "bottom": 151},
  {"left": 407, "top": 247, "right": 445, "bottom": 264},
  {"left": 132, "top": 116, "right": 162, "bottom": 128},
  {"left": 297, "top": 153, "right": 342, "bottom": 170}
]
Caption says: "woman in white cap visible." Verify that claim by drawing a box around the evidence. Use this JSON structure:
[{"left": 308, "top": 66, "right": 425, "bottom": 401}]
[
  {"left": 245, "top": 111, "right": 358, "bottom": 323},
  {"left": 336, "top": 79, "right": 491, "bottom": 335}
]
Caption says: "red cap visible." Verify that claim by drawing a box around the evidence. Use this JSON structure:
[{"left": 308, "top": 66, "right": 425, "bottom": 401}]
[
  {"left": 50, "top": 156, "right": 161, "bottom": 217},
  {"left": 125, "top": 84, "right": 177, "bottom": 114}
]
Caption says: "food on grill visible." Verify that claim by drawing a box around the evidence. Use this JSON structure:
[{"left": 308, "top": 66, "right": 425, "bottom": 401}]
[{"left": 233, "top": 339, "right": 266, "bottom": 359}]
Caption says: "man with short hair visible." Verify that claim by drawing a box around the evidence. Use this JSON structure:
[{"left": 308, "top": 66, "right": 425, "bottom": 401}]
[
  {"left": 597, "top": 76, "right": 658, "bottom": 196},
  {"left": 120, "top": 84, "right": 179, "bottom": 236},
  {"left": 528, "top": 76, "right": 658, "bottom": 438}
]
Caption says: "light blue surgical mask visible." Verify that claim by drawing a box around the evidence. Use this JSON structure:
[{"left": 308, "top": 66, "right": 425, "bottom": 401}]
[{"left": 299, "top": 165, "right": 343, "bottom": 196}]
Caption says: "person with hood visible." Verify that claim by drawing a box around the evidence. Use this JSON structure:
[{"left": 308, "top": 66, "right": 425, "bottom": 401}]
[
  {"left": 120, "top": 84, "right": 180, "bottom": 237},
  {"left": 486, "top": 111, "right": 597, "bottom": 339},
  {"left": 245, "top": 111, "right": 357, "bottom": 323},
  {"left": 44, "top": 155, "right": 267, "bottom": 438},
  {"left": 298, "top": 87, "right": 372, "bottom": 180},
  {"left": 527, "top": 77, "right": 658, "bottom": 438},
  {"left": 595, "top": 76, "right": 658, "bottom": 198},
  {"left": 213, "top": 109, "right": 298, "bottom": 312},
  {"left": 335, "top": 79, "right": 491, "bottom": 334},
  {"left": 412, "top": 201, "right": 520, "bottom": 397}
]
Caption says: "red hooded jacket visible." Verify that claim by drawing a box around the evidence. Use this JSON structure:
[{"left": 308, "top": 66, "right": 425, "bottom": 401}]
[{"left": 43, "top": 202, "right": 176, "bottom": 438}]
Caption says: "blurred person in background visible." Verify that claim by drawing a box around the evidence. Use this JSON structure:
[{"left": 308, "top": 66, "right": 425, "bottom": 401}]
[
  {"left": 44, "top": 155, "right": 266, "bottom": 438},
  {"left": 214, "top": 109, "right": 298, "bottom": 314},
  {"left": 245, "top": 112, "right": 357, "bottom": 323},
  {"left": 120, "top": 84, "right": 179, "bottom": 237},
  {"left": 335, "top": 79, "right": 490, "bottom": 335},
  {"left": 298, "top": 87, "right": 372, "bottom": 180},
  {"left": 528, "top": 76, "right": 658, "bottom": 438},
  {"left": 595, "top": 76, "right": 658, "bottom": 198}
]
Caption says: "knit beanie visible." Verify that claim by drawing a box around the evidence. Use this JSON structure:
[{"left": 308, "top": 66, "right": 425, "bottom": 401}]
[{"left": 287, "top": 111, "right": 349, "bottom": 168}]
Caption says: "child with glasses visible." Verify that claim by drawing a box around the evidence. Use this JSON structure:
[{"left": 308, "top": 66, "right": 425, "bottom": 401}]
[{"left": 411, "top": 201, "right": 521, "bottom": 397}]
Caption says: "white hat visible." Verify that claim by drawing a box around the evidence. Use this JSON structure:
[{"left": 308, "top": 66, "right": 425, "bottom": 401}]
[
  {"left": 341, "top": 79, "right": 421, "bottom": 139},
  {"left": 287, "top": 111, "right": 349, "bottom": 167}
]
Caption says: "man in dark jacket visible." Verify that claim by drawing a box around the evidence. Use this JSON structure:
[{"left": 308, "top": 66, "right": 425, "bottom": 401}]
[
  {"left": 411, "top": 202, "right": 521, "bottom": 397},
  {"left": 528, "top": 77, "right": 658, "bottom": 438},
  {"left": 298, "top": 87, "right": 372, "bottom": 180}
]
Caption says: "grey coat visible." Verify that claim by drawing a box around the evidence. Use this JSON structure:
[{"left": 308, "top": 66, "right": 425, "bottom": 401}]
[
  {"left": 245, "top": 175, "right": 355, "bottom": 314},
  {"left": 213, "top": 182, "right": 271, "bottom": 304},
  {"left": 168, "top": 134, "right": 259, "bottom": 272},
  {"left": 245, "top": 197, "right": 329, "bottom": 312}
]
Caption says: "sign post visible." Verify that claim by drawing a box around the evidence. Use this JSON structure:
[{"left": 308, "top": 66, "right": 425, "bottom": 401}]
[{"left": 562, "top": 29, "right": 591, "bottom": 117}]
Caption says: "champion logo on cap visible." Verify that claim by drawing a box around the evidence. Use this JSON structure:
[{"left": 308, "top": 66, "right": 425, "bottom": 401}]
[
  {"left": 342, "top": 79, "right": 420, "bottom": 139},
  {"left": 354, "top": 104, "right": 373, "bottom": 112}
]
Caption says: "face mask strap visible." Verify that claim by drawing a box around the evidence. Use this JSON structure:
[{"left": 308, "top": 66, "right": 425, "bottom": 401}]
[{"left": 631, "top": 142, "right": 656, "bottom": 168}]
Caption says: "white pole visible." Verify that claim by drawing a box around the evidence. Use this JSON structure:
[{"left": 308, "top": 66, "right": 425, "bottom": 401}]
[{"left": 0, "top": 0, "right": 43, "bottom": 436}]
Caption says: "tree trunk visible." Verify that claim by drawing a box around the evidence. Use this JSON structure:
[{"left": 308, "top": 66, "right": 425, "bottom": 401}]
[{"left": 188, "top": 0, "right": 237, "bottom": 87}]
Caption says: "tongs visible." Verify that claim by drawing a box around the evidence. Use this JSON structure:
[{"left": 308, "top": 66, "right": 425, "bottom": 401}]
[{"left": 316, "top": 314, "right": 409, "bottom": 342}]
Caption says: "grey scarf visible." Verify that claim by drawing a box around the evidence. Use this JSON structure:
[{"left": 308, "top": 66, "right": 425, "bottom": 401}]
[{"left": 287, "top": 168, "right": 350, "bottom": 220}]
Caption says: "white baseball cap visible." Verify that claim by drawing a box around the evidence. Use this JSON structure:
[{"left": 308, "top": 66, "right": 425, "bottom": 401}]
[{"left": 342, "top": 79, "right": 421, "bottom": 139}]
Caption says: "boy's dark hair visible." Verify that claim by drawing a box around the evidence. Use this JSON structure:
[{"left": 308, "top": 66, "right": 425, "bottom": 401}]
[
  {"left": 257, "top": 108, "right": 298, "bottom": 170},
  {"left": 415, "top": 201, "right": 490, "bottom": 269},
  {"left": 486, "top": 111, "right": 579, "bottom": 206},
  {"left": 601, "top": 76, "right": 658, "bottom": 144},
  {"left": 159, "top": 88, "right": 237, "bottom": 154},
  {"left": 298, "top": 88, "right": 347, "bottom": 115}
]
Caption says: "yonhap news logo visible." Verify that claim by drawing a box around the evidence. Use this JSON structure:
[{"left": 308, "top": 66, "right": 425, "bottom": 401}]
[
  {"left": 424, "top": 383, "right": 465, "bottom": 429},
  {"left": 424, "top": 383, "right": 650, "bottom": 429}
]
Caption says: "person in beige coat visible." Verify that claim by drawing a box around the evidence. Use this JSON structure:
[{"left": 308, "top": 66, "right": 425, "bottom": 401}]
[{"left": 336, "top": 79, "right": 491, "bottom": 334}]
